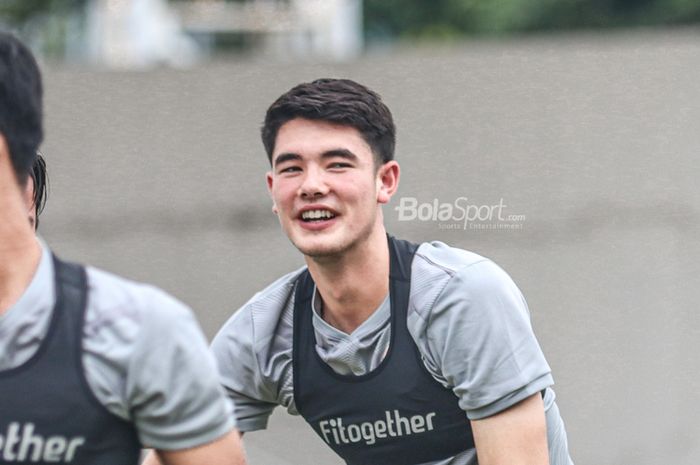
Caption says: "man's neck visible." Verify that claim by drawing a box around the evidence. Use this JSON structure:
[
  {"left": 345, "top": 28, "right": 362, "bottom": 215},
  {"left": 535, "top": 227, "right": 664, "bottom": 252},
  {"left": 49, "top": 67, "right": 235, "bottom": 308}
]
[
  {"left": 0, "top": 188, "right": 42, "bottom": 316},
  {"left": 306, "top": 228, "right": 390, "bottom": 334}
]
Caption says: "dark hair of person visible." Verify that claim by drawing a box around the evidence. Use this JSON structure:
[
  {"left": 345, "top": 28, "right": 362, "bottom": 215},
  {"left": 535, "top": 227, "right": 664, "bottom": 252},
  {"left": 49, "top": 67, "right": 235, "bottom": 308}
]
[
  {"left": 0, "top": 31, "right": 44, "bottom": 185},
  {"left": 31, "top": 153, "right": 48, "bottom": 229},
  {"left": 261, "top": 78, "right": 395, "bottom": 167}
]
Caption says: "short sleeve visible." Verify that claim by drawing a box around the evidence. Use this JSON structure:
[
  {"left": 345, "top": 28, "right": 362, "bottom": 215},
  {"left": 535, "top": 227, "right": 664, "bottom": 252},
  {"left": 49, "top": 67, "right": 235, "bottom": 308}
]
[
  {"left": 210, "top": 305, "right": 280, "bottom": 432},
  {"left": 126, "top": 287, "right": 235, "bottom": 449},
  {"left": 422, "top": 260, "right": 553, "bottom": 420}
]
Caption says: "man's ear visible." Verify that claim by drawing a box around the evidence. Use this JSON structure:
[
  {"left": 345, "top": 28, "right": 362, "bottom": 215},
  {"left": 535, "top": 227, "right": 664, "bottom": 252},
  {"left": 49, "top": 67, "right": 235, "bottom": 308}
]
[
  {"left": 23, "top": 175, "right": 35, "bottom": 209},
  {"left": 266, "top": 171, "right": 278, "bottom": 214},
  {"left": 376, "top": 161, "right": 400, "bottom": 205},
  {"left": 24, "top": 176, "right": 37, "bottom": 228}
]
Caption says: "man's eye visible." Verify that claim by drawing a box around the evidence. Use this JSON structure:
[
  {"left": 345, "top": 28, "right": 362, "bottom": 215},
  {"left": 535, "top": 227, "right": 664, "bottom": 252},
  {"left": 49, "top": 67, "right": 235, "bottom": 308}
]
[
  {"left": 329, "top": 163, "right": 351, "bottom": 169},
  {"left": 279, "top": 166, "right": 301, "bottom": 173}
]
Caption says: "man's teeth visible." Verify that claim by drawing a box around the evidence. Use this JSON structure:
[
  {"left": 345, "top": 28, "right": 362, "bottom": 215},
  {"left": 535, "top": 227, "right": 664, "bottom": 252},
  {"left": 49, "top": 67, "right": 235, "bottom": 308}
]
[{"left": 301, "top": 210, "right": 335, "bottom": 220}]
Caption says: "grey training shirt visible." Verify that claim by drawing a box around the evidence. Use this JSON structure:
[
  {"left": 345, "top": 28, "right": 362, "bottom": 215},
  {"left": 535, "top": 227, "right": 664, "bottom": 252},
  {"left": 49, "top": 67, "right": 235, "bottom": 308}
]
[
  {"left": 212, "top": 240, "right": 573, "bottom": 465},
  {"left": 0, "top": 239, "right": 235, "bottom": 450}
]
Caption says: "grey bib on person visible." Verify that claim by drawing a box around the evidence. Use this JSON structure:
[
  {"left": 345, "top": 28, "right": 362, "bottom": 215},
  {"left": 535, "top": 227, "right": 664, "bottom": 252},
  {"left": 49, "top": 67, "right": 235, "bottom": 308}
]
[
  {"left": 293, "top": 236, "right": 475, "bottom": 465},
  {"left": 0, "top": 256, "right": 141, "bottom": 464}
]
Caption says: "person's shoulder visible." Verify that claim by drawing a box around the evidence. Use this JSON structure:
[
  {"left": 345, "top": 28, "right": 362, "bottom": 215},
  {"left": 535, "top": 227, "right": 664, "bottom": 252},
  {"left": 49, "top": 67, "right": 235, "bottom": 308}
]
[
  {"left": 247, "top": 266, "right": 307, "bottom": 308},
  {"left": 414, "top": 240, "right": 491, "bottom": 274},
  {"left": 83, "top": 266, "right": 194, "bottom": 337},
  {"left": 82, "top": 267, "right": 236, "bottom": 450},
  {"left": 214, "top": 266, "right": 306, "bottom": 349},
  {"left": 410, "top": 241, "right": 517, "bottom": 318},
  {"left": 232, "top": 266, "right": 306, "bottom": 321}
]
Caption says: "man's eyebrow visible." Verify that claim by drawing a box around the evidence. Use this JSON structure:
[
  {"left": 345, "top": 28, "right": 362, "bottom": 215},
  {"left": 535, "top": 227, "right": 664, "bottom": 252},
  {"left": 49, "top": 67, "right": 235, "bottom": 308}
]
[
  {"left": 321, "top": 149, "right": 359, "bottom": 162},
  {"left": 273, "top": 149, "right": 359, "bottom": 166},
  {"left": 273, "top": 152, "right": 302, "bottom": 166}
]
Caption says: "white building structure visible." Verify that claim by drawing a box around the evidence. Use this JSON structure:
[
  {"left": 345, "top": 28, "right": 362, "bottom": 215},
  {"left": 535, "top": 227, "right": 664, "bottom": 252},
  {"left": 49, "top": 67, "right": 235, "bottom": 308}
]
[
  {"left": 86, "top": 0, "right": 199, "bottom": 68},
  {"left": 84, "top": 0, "right": 363, "bottom": 68}
]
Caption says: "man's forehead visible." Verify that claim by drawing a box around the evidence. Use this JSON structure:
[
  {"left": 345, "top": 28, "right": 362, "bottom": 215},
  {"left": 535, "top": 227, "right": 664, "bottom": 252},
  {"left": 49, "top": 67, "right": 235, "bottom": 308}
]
[{"left": 273, "top": 118, "right": 371, "bottom": 160}]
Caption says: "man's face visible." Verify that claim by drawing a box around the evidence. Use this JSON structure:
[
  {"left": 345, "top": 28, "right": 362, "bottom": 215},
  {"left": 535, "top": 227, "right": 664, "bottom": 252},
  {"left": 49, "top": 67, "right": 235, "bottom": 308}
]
[{"left": 266, "top": 118, "right": 398, "bottom": 258}]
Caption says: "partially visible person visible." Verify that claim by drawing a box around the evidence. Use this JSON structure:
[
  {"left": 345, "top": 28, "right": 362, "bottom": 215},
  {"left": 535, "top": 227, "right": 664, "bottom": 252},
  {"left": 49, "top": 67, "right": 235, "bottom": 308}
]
[{"left": 0, "top": 31, "right": 247, "bottom": 465}]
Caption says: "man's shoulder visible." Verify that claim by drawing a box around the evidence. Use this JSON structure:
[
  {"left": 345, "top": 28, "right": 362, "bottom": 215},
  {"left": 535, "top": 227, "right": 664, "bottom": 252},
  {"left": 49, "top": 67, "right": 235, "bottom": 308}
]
[
  {"left": 409, "top": 240, "right": 515, "bottom": 319},
  {"left": 83, "top": 265, "right": 194, "bottom": 338},
  {"left": 81, "top": 266, "right": 235, "bottom": 450},
  {"left": 215, "top": 266, "right": 306, "bottom": 349},
  {"left": 245, "top": 266, "right": 307, "bottom": 310},
  {"left": 413, "top": 240, "right": 490, "bottom": 276}
]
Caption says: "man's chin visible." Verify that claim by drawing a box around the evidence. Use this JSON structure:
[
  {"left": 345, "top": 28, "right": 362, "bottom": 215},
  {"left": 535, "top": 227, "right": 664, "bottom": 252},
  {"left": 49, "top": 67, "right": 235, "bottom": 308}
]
[
  {"left": 295, "top": 243, "right": 345, "bottom": 259},
  {"left": 291, "top": 236, "right": 348, "bottom": 259}
]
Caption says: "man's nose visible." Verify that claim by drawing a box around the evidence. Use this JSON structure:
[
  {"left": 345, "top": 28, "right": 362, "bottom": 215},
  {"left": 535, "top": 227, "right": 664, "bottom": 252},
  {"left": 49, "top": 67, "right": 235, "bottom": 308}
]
[{"left": 299, "top": 167, "right": 328, "bottom": 199}]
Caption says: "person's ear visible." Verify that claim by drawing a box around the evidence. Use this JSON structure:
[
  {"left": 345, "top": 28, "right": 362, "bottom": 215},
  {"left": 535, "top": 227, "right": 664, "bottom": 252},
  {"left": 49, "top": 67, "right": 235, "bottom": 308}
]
[
  {"left": 266, "top": 171, "right": 278, "bottom": 214},
  {"left": 24, "top": 175, "right": 37, "bottom": 228},
  {"left": 376, "top": 161, "right": 400, "bottom": 204}
]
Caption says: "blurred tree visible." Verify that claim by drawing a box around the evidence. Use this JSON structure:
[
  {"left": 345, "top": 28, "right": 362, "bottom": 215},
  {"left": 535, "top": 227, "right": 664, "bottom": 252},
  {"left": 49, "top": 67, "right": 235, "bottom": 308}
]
[
  {"left": 0, "top": 0, "right": 87, "bottom": 26},
  {"left": 0, "top": 0, "right": 88, "bottom": 59},
  {"left": 364, "top": 0, "right": 700, "bottom": 41},
  {"left": 4, "top": 0, "right": 700, "bottom": 51}
]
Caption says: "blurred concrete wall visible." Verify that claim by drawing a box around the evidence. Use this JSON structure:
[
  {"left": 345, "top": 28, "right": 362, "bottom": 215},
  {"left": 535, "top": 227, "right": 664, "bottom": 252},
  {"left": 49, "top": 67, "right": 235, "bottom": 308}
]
[{"left": 39, "top": 28, "right": 700, "bottom": 465}]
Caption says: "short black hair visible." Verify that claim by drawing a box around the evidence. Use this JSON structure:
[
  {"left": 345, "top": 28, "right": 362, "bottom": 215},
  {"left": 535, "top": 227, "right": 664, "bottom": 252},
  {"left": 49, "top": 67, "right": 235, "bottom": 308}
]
[
  {"left": 0, "top": 31, "right": 43, "bottom": 185},
  {"left": 31, "top": 153, "right": 48, "bottom": 229},
  {"left": 261, "top": 78, "right": 395, "bottom": 166}
]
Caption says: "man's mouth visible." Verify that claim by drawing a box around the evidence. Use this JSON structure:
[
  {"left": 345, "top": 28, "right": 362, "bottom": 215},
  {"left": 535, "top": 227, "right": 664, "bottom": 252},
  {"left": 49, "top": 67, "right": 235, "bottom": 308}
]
[{"left": 300, "top": 209, "right": 337, "bottom": 222}]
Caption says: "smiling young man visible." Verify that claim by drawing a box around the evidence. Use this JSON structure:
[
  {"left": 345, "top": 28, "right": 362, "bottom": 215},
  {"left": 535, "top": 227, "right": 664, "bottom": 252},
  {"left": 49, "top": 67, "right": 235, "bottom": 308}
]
[
  {"left": 212, "top": 78, "right": 574, "bottom": 465},
  {"left": 0, "top": 32, "right": 247, "bottom": 465}
]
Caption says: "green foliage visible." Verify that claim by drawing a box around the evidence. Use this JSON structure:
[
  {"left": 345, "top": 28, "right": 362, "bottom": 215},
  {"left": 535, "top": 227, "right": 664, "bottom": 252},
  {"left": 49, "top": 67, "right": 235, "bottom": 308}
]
[
  {"left": 3, "top": 0, "right": 700, "bottom": 43},
  {"left": 364, "top": 0, "right": 700, "bottom": 41},
  {"left": 0, "top": 0, "right": 86, "bottom": 26}
]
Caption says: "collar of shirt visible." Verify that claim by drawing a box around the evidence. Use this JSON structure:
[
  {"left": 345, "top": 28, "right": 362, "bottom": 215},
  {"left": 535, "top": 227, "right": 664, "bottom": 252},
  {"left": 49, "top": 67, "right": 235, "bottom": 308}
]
[{"left": 309, "top": 285, "right": 392, "bottom": 376}]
